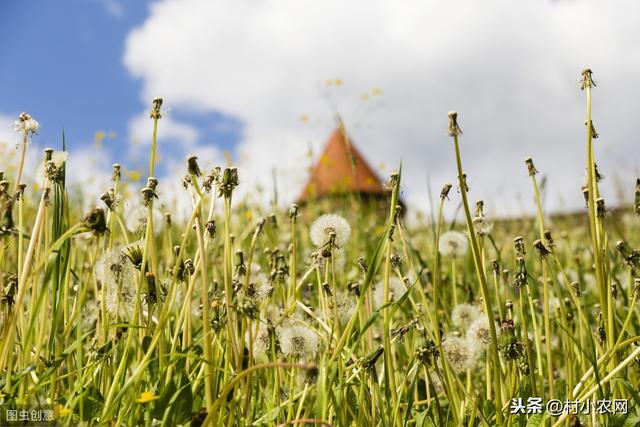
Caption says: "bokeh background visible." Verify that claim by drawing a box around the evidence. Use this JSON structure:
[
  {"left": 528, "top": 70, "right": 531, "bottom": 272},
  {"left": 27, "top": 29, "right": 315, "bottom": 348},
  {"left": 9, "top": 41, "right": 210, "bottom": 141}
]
[{"left": 1, "top": 0, "right": 639, "bottom": 218}]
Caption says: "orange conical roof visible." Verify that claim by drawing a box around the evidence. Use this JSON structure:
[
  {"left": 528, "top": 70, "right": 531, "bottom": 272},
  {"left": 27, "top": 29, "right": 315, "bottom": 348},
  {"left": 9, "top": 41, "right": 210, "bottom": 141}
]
[{"left": 298, "top": 127, "right": 386, "bottom": 203}]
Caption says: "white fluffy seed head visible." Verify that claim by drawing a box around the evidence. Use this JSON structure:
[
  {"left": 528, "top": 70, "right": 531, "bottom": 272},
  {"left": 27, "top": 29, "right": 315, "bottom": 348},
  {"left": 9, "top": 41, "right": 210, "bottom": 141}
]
[
  {"left": 373, "top": 277, "right": 406, "bottom": 309},
  {"left": 14, "top": 113, "right": 39, "bottom": 134},
  {"left": 472, "top": 216, "right": 494, "bottom": 236},
  {"left": 438, "top": 231, "right": 468, "bottom": 257},
  {"left": 278, "top": 324, "right": 318, "bottom": 358},
  {"left": 466, "top": 316, "right": 498, "bottom": 351},
  {"left": 126, "top": 205, "right": 165, "bottom": 236},
  {"left": 442, "top": 335, "right": 477, "bottom": 372},
  {"left": 96, "top": 248, "right": 136, "bottom": 320},
  {"left": 451, "top": 303, "right": 482, "bottom": 328},
  {"left": 246, "top": 272, "right": 273, "bottom": 300},
  {"left": 309, "top": 214, "right": 351, "bottom": 248},
  {"left": 327, "top": 291, "right": 356, "bottom": 325},
  {"left": 246, "top": 323, "right": 272, "bottom": 357},
  {"left": 51, "top": 151, "right": 68, "bottom": 168}
]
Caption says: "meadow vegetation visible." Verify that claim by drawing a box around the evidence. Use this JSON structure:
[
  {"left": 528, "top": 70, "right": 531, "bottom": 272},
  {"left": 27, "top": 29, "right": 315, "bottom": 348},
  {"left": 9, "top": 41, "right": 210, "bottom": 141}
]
[{"left": 1, "top": 70, "right": 640, "bottom": 426}]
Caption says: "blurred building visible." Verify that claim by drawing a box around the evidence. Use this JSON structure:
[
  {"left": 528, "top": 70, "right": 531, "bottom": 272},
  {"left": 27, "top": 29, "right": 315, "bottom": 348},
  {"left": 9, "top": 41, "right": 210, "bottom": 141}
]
[{"left": 297, "top": 123, "right": 398, "bottom": 214}]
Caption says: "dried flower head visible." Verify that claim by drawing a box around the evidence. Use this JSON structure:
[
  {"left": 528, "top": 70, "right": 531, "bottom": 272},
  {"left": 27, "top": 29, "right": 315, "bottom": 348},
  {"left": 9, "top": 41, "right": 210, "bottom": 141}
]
[
  {"left": 525, "top": 157, "right": 538, "bottom": 176},
  {"left": 150, "top": 97, "right": 163, "bottom": 119},
  {"left": 580, "top": 68, "right": 596, "bottom": 90},
  {"left": 447, "top": 111, "right": 462, "bottom": 137},
  {"left": 84, "top": 208, "right": 108, "bottom": 235},
  {"left": 438, "top": 231, "right": 468, "bottom": 258},
  {"left": 440, "top": 183, "right": 452, "bottom": 200},
  {"left": 309, "top": 213, "right": 351, "bottom": 249},
  {"left": 187, "top": 155, "right": 202, "bottom": 177}
]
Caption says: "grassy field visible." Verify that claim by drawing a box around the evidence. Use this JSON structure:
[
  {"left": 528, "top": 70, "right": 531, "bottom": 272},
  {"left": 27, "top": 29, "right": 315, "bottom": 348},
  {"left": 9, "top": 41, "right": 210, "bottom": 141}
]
[{"left": 1, "top": 69, "right": 640, "bottom": 426}]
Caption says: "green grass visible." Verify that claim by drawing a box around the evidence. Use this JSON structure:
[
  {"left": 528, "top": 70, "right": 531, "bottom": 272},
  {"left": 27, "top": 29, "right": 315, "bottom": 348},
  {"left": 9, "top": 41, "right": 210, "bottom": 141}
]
[{"left": 1, "top": 69, "right": 640, "bottom": 426}]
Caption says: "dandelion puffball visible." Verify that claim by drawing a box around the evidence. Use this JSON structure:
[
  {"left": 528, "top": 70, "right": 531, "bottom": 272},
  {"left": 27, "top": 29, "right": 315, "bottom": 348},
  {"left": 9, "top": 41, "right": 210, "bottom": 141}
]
[
  {"left": 438, "top": 231, "right": 468, "bottom": 257},
  {"left": 309, "top": 213, "right": 351, "bottom": 248},
  {"left": 373, "top": 277, "right": 406, "bottom": 309},
  {"left": 246, "top": 323, "right": 272, "bottom": 357},
  {"left": 14, "top": 112, "right": 39, "bottom": 134},
  {"left": 279, "top": 324, "right": 318, "bottom": 358},
  {"left": 451, "top": 303, "right": 482, "bottom": 328},
  {"left": 126, "top": 206, "right": 165, "bottom": 236},
  {"left": 472, "top": 216, "right": 494, "bottom": 236},
  {"left": 466, "top": 316, "right": 498, "bottom": 351},
  {"left": 442, "top": 335, "right": 477, "bottom": 372},
  {"left": 95, "top": 248, "right": 136, "bottom": 320}
]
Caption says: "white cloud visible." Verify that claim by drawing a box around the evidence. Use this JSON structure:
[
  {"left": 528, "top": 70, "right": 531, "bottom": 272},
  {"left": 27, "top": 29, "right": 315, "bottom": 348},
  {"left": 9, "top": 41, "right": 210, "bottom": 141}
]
[{"left": 123, "top": 0, "right": 640, "bottom": 216}]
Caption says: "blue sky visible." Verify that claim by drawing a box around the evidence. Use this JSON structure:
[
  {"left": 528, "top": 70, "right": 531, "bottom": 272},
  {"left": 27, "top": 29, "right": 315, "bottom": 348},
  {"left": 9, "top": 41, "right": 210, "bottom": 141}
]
[{"left": 0, "top": 0, "right": 240, "bottom": 174}]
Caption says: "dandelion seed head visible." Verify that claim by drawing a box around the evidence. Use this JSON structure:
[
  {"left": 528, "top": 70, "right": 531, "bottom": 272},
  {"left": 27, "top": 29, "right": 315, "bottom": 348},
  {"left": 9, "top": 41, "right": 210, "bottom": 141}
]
[
  {"left": 51, "top": 151, "right": 68, "bottom": 168},
  {"left": 373, "top": 276, "right": 406, "bottom": 309},
  {"left": 451, "top": 303, "right": 482, "bottom": 328},
  {"left": 246, "top": 273, "right": 273, "bottom": 300},
  {"left": 472, "top": 216, "right": 494, "bottom": 236},
  {"left": 467, "top": 316, "right": 498, "bottom": 351},
  {"left": 126, "top": 205, "right": 165, "bottom": 236},
  {"left": 247, "top": 323, "right": 272, "bottom": 357},
  {"left": 309, "top": 214, "right": 351, "bottom": 248},
  {"left": 295, "top": 364, "right": 319, "bottom": 391},
  {"left": 279, "top": 324, "right": 318, "bottom": 358},
  {"left": 438, "top": 231, "right": 468, "bottom": 257},
  {"left": 326, "top": 291, "right": 356, "bottom": 325},
  {"left": 14, "top": 112, "right": 39, "bottom": 134},
  {"left": 443, "top": 335, "right": 477, "bottom": 372},
  {"left": 96, "top": 248, "right": 136, "bottom": 320}
]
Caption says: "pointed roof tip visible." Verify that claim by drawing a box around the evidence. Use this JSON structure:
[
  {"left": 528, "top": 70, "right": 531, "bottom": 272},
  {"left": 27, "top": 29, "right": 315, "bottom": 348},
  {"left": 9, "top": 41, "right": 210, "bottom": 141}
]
[{"left": 297, "top": 127, "right": 387, "bottom": 203}]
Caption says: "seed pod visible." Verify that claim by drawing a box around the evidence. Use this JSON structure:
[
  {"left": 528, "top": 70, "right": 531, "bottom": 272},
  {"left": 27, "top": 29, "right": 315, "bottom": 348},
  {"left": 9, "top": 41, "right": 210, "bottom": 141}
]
[
  {"left": 187, "top": 155, "right": 202, "bottom": 177},
  {"left": 525, "top": 157, "right": 538, "bottom": 176},
  {"left": 544, "top": 230, "right": 555, "bottom": 250},
  {"left": 112, "top": 163, "right": 121, "bottom": 181},
  {"left": 571, "top": 282, "right": 581, "bottom": 298},
  {"left": 582, "top": 186, "right": 589, "bottom": 207},
  {"left": 616, "top": 240, "right": 640, "bottom": 268},
  {"left": 150, "top": 97, "right": 163, "bottom": 119},
  {"left": 440, "top": 183, "right": 452, "bottom": 200},
  {"left": 447, "top": 111, "right": 462, "bottom": 137},
  {"left": 288, "top": 204, "right": 299, "bottom": 222},
  {"left": 514, "top": 236, "right": 526, "bottom": 256},
  {"left": 533, "top": 239, "right": 550, "bottom": 258},
  {"left": 513, "top": 257, "right": 527, "bottom": 288},
  {"left": 580, "top": 68, "right": 596, "bottom": 90},
  {"left": 596, "top": 198, "right": 606, "bottom": 218},
  {"left": 83, "top": 208, "right": 108, "bottom": 235},
  {"left": 356, "top": 257, "right": 368, "bottom": 273}
]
